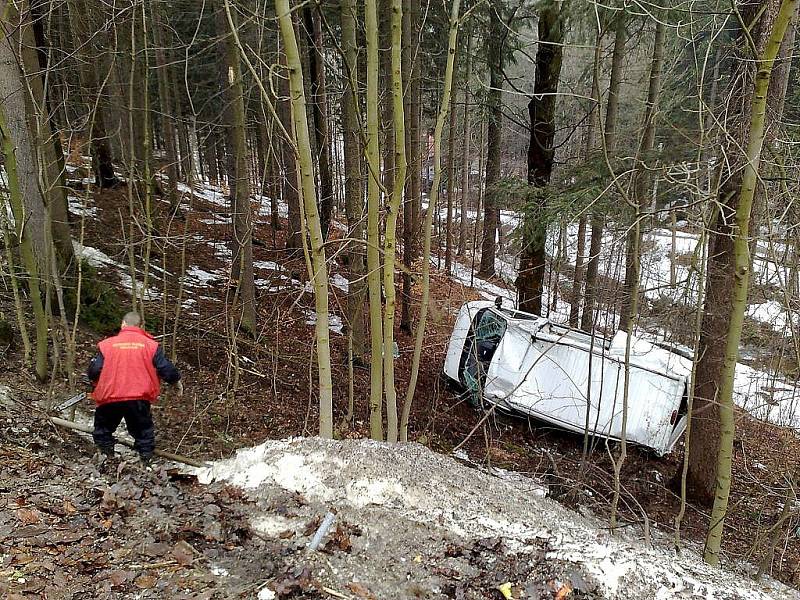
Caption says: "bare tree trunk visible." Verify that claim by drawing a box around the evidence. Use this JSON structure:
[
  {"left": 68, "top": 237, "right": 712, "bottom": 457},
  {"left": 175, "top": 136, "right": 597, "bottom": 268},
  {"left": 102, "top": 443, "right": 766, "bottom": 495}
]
[
  {"left": 583, "top": 15, "right": 624, "bottom": 330},
  {"left": 10, "top": 1, "right": 73, "bottom": 274},
  {"left": 217, "top": 3, "right": 256, "bottom": 334},
  {"left": 302, "top": 5, "right": 334, "bottom": 238},
  {"left": 275, "top": 0, "right": 334, "bottom": 438},
  {"left": 382, "top": 0, "right": 406, "bottom": 442},
  {"left": 444, "top": 74, "right": 457, "bottom": 274},
  {"left": 457, "top": 30, "right": 473, "bottom": 257},
  {"left": 619, "top": 20, "right": 664, "bottom": 332},
  {"left": 401, "top": 0, "right": 462, "bottom": 441},
  {"left": 698, "top": 0, "right": 796, "bottom": 563},
  {"left": 400, "top": 0, "right": 420, "bottom": 333},
  {"left": 366, "top": 0, "right": 384, "bottom": 440},
  {"left": 340, "top": 0, "right": 367, "bottom": 362},
  {"left": 278, "top": 46, "right": 303, "bottom": 250},
  {"left": 517, "top": 0, "right": 563, "bottom": 315},
  {"left": 380, "top": 0, "right": 395, "bottom": 210},
  {"left": 690, "top": 0, "right": 793, "bottom": 515},
  {"left": 478, "top": 0, "right": 504, "bottom": 278},
  {"left": 152, "top": 2, "right": 180, "bottom": 210},
  {"left": 0, "top": 12, "right": 51, "bottom": 380}
]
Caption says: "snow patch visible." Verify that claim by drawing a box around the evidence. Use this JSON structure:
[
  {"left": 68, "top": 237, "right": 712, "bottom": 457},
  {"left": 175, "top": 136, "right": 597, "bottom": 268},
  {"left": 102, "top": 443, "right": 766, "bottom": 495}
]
[
  {"left": 330, "top": 273, "right": 349, "bottom": 293},
  {"left": 67, "top": 195, "right": 98, "bottom": 217},
  {"left": 184, "top": 266, "right": 221, "bottom": 287},
  {"left": 303, "top": 310, "right": 343, "bottom": 335},
  {"left": 194, "top": 438, "right": 797, "bottom": 600},
  {"left": 257, "top": 587, "right": 277, "bottom": 600},
  {"left": 250, "top": 514, "right": 296, "bottom": 538}
]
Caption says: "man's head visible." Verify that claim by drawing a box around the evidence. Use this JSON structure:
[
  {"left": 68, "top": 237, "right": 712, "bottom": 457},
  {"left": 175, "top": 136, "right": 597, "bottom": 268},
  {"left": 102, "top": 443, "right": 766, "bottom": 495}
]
[{"left": 121, "top": 311, "right": 142, "bottom": 329}]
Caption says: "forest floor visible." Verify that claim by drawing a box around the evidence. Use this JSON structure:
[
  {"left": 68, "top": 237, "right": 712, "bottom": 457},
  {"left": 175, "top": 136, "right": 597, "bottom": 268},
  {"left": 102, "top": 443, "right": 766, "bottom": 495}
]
[{"left": 1, "top": 164, "right": 799, "bottom": 597}]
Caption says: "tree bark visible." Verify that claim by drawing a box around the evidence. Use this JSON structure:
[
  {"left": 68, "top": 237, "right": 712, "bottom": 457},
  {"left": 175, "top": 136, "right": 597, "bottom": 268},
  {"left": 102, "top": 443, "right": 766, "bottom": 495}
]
[
  {"left": 275, "top": 0, "right": 334, "bottom": 438},
  {"left": 400, "top": 0, "right": 420, "bottom": 333},
  {"left": 278, "top": 46, "right": 303, "bottom": 250},
  {"left": 444, "top": 72, "right": 457, "bottom": 274},
  {"left": 457, "top": 30, "right": 473, "bottom": 257},
  {"left": 382, "top": 0, "right": 406, "bottom": 442},
  {"left": 619, "top": 20, "right": 664, "bottom": 332},
  {"left": 478, "top": 0, "right": 504, "bottom": 278},
  {"left": 583, "top": 14, "right": 625, "bottom": 330},
  {"left": 401, "top": 0, "right": 462, "bottom": 441},
  {"left": 689, "top": 0, "right": 793, "bottom": 513},
  {"left": 340, "top": 0, "right": 367, "bottom": 361},
  {"left": 366, "top": 0, "right": 385, "bottom": 440},
  {"left": 217, "top": 3, "right": 256, "bottom": 334},
  {"left": 0, "top": 11, "right": 51, "bottom": 380},
  {"left": 697, "top": 0, "right": 797, "bottom": 563},
  {"left": 302, "top": 5, "right": 334, "bottom": 239},
  {"left": 152, "top": 2, "right": 180, "bottom": 210},
  {"left": 517, "top": 1, "right": 564, "bottom": 315}
]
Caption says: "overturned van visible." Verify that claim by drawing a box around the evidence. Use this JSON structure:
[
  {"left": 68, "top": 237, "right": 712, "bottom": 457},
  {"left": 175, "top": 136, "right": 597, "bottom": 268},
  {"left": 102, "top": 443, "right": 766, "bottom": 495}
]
[{"left": 443, "top": 300, "right": 691, "bottom": 455}]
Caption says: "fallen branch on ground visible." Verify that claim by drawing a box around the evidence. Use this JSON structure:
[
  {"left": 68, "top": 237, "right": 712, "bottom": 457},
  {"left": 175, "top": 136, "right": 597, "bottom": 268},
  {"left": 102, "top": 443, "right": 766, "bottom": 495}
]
[{"left": 49, "top": 416, "right": 210, "bottom": 468}]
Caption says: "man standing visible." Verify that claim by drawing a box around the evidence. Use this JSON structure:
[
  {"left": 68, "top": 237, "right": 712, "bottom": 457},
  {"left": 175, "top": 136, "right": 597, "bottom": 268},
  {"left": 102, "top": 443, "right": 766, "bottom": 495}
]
[{"left": 87, "top": 311, "right": 182, "bottom": 464}]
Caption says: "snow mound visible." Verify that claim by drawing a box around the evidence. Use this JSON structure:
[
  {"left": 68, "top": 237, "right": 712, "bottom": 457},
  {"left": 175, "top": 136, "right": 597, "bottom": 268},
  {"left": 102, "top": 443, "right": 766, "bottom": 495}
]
[{"left": 195, "top": 438, "right": 797, "bottom": 599}]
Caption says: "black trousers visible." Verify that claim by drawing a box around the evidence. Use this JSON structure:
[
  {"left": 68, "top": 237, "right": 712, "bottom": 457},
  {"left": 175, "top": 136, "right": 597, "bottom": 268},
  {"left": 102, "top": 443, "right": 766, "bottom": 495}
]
[{"left": 93, "top": 400, "right": 155, "bottom": 456}]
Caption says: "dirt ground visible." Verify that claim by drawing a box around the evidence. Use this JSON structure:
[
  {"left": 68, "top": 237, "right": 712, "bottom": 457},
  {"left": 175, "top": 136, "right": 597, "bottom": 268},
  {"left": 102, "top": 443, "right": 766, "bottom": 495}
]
[{"left": 1, "top": 178, "right": 799, "bottom": 596}]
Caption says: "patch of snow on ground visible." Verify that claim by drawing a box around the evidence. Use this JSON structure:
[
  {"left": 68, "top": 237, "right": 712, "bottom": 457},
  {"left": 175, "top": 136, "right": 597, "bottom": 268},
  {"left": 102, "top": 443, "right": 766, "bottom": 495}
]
[
  {"left": 330, "top": 273, "right": 349, "bottom": 292},
  {"left": 198, "top": 216, "right": 232, "bottom": 225},
  {"left": 195, "top": 438, "right": 798, "bottom": 600},
  {"left": 257, "top": 587, "right": 277, "bottom": 600},
  {"left": 253, "top": 260, "right": 281, "bottom": 271},
  {"left": 184, "top": 266, "right": 221, "bottom": 287},
  {"left": 211, "top": 242, "right": 232, "bottom": 260},
  {"left": 303, "top": 310, "right": 343, "bottom": 334},
  {"left": 254, "top": 195, "right": 288, "bottom": 219},
  {"left": 67, "top": 195, "right": 98, "bottom": 217},
  {"left": 438, "top": 256, "right": 515, "bottom": 303},
  {"left": 72, "top": 241, "right": 160, "bottom": 299},
  {"left": 210, "top": 565, "right": 229, "bottom": 577}
]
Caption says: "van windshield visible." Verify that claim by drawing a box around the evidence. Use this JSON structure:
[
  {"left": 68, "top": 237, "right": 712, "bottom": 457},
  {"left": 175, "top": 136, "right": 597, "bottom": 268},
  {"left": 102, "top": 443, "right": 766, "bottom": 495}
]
[{"left": 462, "top": 309, "right": 507, "bottom": 404}]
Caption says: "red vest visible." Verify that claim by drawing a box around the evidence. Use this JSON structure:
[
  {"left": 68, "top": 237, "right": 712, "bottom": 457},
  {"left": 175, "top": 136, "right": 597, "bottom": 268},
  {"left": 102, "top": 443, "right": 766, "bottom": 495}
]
[{"left": 93, "top": 326, "right": 161, "bottom": 406}]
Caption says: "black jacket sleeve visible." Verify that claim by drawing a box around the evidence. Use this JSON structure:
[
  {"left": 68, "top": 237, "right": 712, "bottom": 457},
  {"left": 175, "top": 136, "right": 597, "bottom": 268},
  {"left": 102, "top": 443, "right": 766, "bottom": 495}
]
[
  {"left": 87, "top": 353, "right": 104, "bottom": 383},
  {"left": 152, "top": 346, "right": 181, "bottom": 384}
]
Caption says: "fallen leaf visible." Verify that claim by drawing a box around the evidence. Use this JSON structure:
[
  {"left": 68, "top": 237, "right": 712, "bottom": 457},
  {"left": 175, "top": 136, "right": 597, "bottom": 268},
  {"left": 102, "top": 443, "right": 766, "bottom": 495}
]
[
  {"left": 347, "top": 582, "right": 376, "bottom": 599},
  {"left": 325, "top": 525, "right": 352, "bottom": 553},
  {"left": 15, "top": 508, "right": 40, "bottom": 525},
  {"left": 302, "top": 516, "right": 321, "bottom": 537},
  {"left": 272, "top": 567, "right": 314, "bottom": 596},
  {"left": 555, "top": 583, "right": 573, "bottom": 600},
  {"left": 498, "top": 582, "right": 513, "bottom": 600},
  {"left": 109, "top": 569, "right": 133, "bottom": 587},
  {"left": 172, "top": 540, "right": 195, "bottom": 566},
  {"left": 134, "top": 574, "right": 156, "bottom": 589},
  {"left": 62, "top": 500, "right": 76, "bottom": 515}
]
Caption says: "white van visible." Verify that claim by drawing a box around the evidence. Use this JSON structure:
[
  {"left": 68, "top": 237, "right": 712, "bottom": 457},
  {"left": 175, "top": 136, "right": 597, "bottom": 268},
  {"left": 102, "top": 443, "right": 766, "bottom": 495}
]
[{"left": 443, "top": 300, "right": 691, "bottom": 455}]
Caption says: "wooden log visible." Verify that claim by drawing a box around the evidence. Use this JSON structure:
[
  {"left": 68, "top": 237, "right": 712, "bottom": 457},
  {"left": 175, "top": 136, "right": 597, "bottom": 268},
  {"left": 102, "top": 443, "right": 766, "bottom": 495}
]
[{"left": 49, "top": 416, "right": 209, "bottom": 468}]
